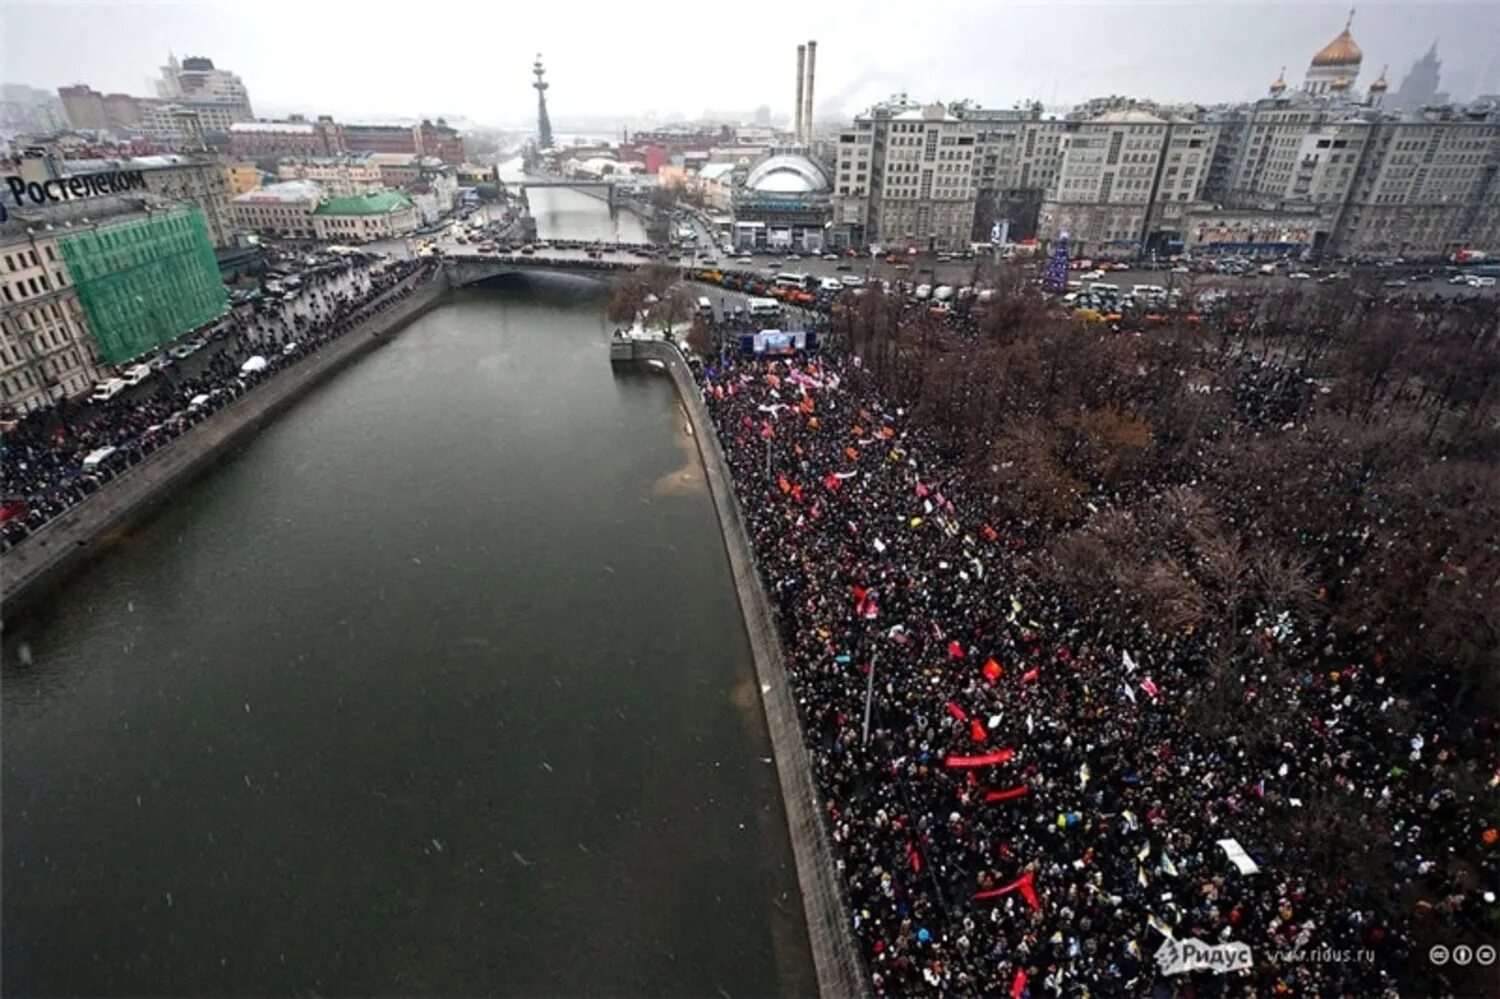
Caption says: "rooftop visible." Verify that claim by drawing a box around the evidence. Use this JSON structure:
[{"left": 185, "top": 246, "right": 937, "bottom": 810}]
[
  {"left": 745, "top": 153, "right": 829, "bottom": 195},
  {"left": 313, "top": 189, "right": 415, "bottom": 216},
  {"left": 234, "top": 180, "right": 324, "bottom": 204},
  {"left": 232, "top": 120, "right": 317, "bottom": 134}
]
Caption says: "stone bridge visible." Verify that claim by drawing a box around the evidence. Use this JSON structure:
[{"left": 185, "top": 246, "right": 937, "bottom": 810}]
[{"left": 443, "top": 253, "right": 642, "bottom": 287}]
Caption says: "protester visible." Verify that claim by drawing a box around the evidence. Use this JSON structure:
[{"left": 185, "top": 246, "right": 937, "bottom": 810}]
[{"left": 693, "top": 302, "right": 1496, "bottom": 996}]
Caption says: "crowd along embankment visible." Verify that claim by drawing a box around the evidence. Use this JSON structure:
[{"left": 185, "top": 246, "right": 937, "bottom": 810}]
[
  {"left": 0, "top": 274, "right": 450, "bottom": 621},
  {"left": 617, "top": 338, "right": 867, "bottom": 998}
]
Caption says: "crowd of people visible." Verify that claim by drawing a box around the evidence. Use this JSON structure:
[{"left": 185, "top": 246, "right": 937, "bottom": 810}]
[
  {"left": 1, "top": 254, "right": 437, "bottom": 552},
  {"left": 692, "top": 306, "right": 1496, "bottom": 996}
]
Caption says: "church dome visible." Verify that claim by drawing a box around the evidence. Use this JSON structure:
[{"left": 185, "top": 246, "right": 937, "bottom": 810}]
[
  {"left": 1368, "top": 66, "right": 1389, "bottom": 92},
  {"left": 1269, "top": 67, "right": 1287, "bottom": 94},
  {"left": 1312, "top": 24, "right": 1362, "bottom": 67}
]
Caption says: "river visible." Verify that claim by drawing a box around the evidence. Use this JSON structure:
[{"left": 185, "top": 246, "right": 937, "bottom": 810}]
[{"left": 1, "top": 221, "right": 814, "bottom": 994}]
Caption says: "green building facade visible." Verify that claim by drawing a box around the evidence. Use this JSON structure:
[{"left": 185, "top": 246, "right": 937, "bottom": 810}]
[{"left": 59, "top": 207, "right": 227, "bottom": 365}]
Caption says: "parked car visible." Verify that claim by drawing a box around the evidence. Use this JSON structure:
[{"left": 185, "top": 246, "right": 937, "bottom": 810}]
[
  {"left": 1468, "top": 275, "right": 1497, "bottom": 288},
  {"left": 1288, "top": 271, "right": 1312, "bottom": 281}
]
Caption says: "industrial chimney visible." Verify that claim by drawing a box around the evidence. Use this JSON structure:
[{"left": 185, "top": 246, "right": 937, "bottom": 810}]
[
  {"left": 794, "top": 45, "right": 806, "bottom": 145},
  {"left": 802, "top": 40, "right": 817, "bottom": 145}
]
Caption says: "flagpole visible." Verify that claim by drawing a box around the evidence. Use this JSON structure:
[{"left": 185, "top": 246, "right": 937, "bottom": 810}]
[{"left": 862, "top": 653, "right": 878, "bottom": 746}]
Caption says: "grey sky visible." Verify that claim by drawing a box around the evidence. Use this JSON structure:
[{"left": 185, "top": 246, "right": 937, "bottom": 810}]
[{"left": 4, "top": 0, "right": 1498, "bottom": 126}]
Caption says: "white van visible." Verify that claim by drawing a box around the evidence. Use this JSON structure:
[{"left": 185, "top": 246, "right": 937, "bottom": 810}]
[
  {"left": 88, "top": 378, "right": 127, "bottom": 403},
  {"left": 1088, "top": 282, "right": 1121, "bottom": 296},
  {"left": 914, "top": 284, "right": 933, "bottom": 301},
  {"left": 819, "top": 277, "right": 843, "bottom": 294},
  {"left": 747, "top": 297, "right": 781, "bottom": 319},
  {"left": 696, "top": 296, "right": 714, "bottom": 317},
  {"left": 81, "top": 446, "right": 118, "bottom": 471},
  {"left": 123, "top": 364, "right": 152, "bottom": 386},
  {"left": 933, "top": 285, "right": 954, "bottom": 302}
]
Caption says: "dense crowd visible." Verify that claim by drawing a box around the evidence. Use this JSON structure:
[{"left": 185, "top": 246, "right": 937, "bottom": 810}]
[
  {"left": 1, "top": 255, "right": 437, "bottom": 551},
  {"left": 694, "top": 324, "right": 1496, "bottom": 996}
]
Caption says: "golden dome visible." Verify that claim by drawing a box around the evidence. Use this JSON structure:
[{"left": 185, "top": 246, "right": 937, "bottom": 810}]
[
  {"left": 1269, "top": 67, "right": 1287, "bottom": 93},
  {"left": 1311, "top": 15, "right": 1363, "bottom": 67},
  {"left": 1369, "top": 65, "right": 1389, "bottom": 92}
]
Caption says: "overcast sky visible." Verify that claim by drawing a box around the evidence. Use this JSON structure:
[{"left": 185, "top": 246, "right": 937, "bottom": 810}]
[{"left": 4, "top": 0, "right": 1498, "bottom": 127}]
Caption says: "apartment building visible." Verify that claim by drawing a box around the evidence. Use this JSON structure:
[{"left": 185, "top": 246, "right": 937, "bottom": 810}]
[
  {"left": 832, "top": 97, "right": 978, "bottom": 250},
  {"left": 0, "top": 228, "right": 99, "bottom": 412}
]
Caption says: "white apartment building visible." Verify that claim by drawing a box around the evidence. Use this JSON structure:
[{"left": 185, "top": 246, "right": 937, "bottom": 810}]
[
  {"left": 1333, "top": 111, "right": 1500, "bottom": 258},
  {"left": 156, "top": 54, "right": 253, "bottom": 125},
  {"left": 833, "top": 98, "right": 978, "bottom": 250}
]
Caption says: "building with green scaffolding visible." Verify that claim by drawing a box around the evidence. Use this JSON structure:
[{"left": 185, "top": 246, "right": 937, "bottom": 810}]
[{"left": 58, "top": 205, "right": 228, "bottom": 365}]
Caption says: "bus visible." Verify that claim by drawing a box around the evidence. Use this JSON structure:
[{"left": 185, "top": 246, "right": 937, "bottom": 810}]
[
  {"left": 747, "top": 297, "right": 781, "bottom": 319},
  {"left": 774, "top": 272, "right": 810, "bottom": 291}
]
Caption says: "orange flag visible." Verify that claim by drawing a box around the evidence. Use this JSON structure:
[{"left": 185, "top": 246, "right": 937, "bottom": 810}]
[{"left": 844, "top": 446, "right": 859, "bottom": 461}]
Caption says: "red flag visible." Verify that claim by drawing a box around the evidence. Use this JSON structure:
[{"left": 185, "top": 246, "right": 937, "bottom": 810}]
[
  {"left": 974, "top": 870, "right": 1040, "bottom": 912},
  {"left": 944, "top": 749, "right": 1015, "bottom": 769},
  {"left": 970, "top": 719, "right": 988, "bottom": 744},
  {"left": 790, "top": 484, "right": 803, "bottom": 504},
  {"left": 985, "top": 786, "right": 1030, "bottom": 803},
  {"left": 982, "top": 524, "right": 999, "bottom": 542},
  {"left": 1141, "top": 677, "right": 1160, "bottom": 699},
  {"left": 778, "top": 474, "right": 792, "bottom": 495},
  {"left": 761, "top": 421, "right": 774, "bottom": 440},
  {"left": 947, "top": 640, "right": 965, "bottom": 660},
  {"left": 1011, "top": 968, "right": 1027, "bottom": 999},
  {"left": 983, "top": 658, "right": 1003, "bottom": 682},
  {"left": 907, "top": 841, "right": 922, "bottom": 873},
  {"left": 1021, "top": 667, "right": 1040, "bottom": 683},
  {"left": 946, "top": 701, "right": 968, "bottom": 723},
  {"left": 824, "top": 473, "right": 841, "bottom": 491}
]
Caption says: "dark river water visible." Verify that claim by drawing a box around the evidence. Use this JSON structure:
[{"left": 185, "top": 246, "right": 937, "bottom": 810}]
[{"left": 1, "top": 257, "right": 814, "bottom": 995}]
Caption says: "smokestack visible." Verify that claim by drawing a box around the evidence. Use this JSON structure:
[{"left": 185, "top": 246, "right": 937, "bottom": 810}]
[
  {"left": 794, "top": 45, "right": 806, "bottom": 144},
  {"left": 802, "top": 40, "right": 817, "bottom": 145}
]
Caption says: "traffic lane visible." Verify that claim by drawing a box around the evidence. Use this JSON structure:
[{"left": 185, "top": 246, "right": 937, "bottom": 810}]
[
  {"left": 701, "top": 253, "right": 1500, "bottom": 299},
  {"left": 100, "top": 269, "right": 380, "bottom": 413}
]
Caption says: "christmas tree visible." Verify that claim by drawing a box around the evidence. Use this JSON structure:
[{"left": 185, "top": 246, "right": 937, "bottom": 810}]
[{"left": 1041, "top": 232, "right": 1071, "bottom": 294}]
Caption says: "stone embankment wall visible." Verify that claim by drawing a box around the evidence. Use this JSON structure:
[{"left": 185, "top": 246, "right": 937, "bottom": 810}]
[{"left": 625, "top": 339, "right": 866, "bottom": 998}]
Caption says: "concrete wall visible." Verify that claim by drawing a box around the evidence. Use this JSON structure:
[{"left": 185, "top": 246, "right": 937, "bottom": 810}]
[
  {"left": 1, "top": 273, "right": 450, "bottom": 619},
  {"left": 624, "top": 340, "right": 866, "bottom": 998}
]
